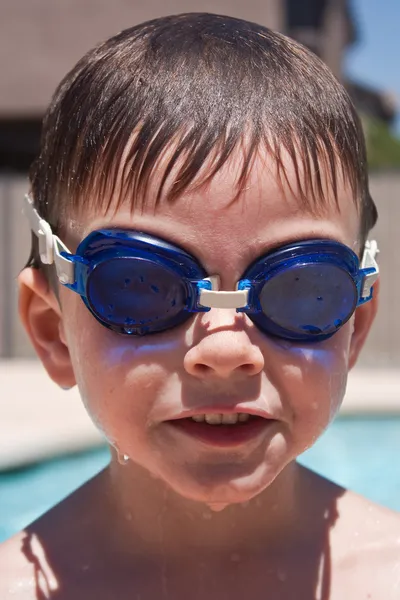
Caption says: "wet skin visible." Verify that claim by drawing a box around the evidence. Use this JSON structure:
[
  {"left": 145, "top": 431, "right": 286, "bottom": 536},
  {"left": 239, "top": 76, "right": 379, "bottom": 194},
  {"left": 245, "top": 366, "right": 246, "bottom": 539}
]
[{"left": 3, "top": 150, "right": 400, "bottom": 599}]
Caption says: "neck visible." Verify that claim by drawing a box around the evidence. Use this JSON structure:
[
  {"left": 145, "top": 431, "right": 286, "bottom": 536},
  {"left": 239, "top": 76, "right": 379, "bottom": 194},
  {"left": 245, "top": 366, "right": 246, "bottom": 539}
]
[{"left": 103, "top": 456, "right": 306, "bottom": 563}]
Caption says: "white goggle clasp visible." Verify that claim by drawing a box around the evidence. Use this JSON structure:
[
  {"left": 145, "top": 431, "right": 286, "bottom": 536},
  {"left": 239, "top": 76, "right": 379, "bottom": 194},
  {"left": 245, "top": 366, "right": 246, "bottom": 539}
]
[
  {"left": 198, "top": 276, "right": 250, "bottom": 309},
  {"left": 360, "top": 240, "right": 379, "bottom": 300},
  {"left": 23, "top": 194, "right": 75, "bottom": 285}
]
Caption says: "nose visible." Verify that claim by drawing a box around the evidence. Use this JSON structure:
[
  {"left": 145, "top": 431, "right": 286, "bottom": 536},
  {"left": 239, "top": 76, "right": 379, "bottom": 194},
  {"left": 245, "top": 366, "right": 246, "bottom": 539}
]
[{"left": 183, "top": 310, "right": 264, "bottom": 379}]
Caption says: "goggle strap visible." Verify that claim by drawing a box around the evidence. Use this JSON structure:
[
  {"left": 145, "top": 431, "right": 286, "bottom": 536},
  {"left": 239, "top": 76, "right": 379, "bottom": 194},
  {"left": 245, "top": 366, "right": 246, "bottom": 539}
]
[
  {"left": 23, "top": 194, "right": 54, "bottom": 264},
  {"left": 360, "top": 240, "right": 380, "bottom": 299},
  {"left": 23, "top": 194, "right": 381, "bottom": 303},
  {"left": 53, "top": 238, "right": 75, "bottom": 285},
  {"left": 23, "top": 194, "right": 75, "bottom": 285}
]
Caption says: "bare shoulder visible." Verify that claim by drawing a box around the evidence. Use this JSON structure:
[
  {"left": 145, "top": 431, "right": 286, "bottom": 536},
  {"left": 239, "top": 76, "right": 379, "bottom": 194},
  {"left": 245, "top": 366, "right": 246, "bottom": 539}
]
[
  {"left": 0, "top": 471, "right": 108, "bottom": 599},
  {"left": 331, "top": 490, "right": 400, "bottom": 599},
  {"left": 0, "top": 531, "right": 41, "bottom": 598},
  {"left": 296, "top": 467, "right": 400, "bottom": 598}
]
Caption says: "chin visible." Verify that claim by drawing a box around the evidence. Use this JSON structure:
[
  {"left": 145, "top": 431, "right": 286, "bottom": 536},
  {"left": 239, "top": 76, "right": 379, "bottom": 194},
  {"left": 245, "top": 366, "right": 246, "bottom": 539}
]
[{"left": 165, "top": 468, "right": 274, "bottom": 507}]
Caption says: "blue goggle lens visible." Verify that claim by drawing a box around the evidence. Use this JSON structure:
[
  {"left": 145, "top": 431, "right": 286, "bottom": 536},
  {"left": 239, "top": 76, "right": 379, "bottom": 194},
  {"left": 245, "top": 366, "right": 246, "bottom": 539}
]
[
  {"left": 254, "top": 262, "right": 357, "bottom": 339},
  {"left": 86, "top": 257, "right": 190, "bottom": 334},
  {"left": 71, "top": 230, "right": 366, "bottom": 341}
]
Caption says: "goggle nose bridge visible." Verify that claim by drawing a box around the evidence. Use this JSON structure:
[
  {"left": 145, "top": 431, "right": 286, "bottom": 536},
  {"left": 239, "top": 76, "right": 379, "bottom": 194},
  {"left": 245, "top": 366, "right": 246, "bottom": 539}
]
[{"left": 197, "top": 276, "right": 251, "bottom": 310}]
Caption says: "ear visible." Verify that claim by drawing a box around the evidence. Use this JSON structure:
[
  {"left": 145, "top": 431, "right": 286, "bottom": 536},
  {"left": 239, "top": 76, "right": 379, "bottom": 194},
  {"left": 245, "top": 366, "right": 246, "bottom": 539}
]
[
  {"left": 348, "top": 278, "right": 380, "bottom": 370},
  {"left": 18, "top": 268, "right": 76, "bottom": 388}
]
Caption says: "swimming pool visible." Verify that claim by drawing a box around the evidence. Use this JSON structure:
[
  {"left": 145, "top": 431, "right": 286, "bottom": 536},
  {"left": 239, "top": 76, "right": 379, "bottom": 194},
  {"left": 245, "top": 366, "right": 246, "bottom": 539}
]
[{"left": 1, "top": 415, "right": 399, "bottom": 542}]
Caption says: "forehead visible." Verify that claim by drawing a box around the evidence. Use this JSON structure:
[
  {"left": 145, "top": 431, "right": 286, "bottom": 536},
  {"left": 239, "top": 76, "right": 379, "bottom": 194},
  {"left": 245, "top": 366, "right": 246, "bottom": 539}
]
[{"left": 69, "top": 145, "right": 360, "bottom": 260}]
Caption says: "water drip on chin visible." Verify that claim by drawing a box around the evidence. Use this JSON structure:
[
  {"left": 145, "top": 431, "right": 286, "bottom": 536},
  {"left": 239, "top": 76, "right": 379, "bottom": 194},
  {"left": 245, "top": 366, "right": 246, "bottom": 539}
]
[
  {"left": 116, "top": 450, "right": 130, "bottom": 465},
  {"left": 206, "top": 502, "right": 229, "bottom": 512}
]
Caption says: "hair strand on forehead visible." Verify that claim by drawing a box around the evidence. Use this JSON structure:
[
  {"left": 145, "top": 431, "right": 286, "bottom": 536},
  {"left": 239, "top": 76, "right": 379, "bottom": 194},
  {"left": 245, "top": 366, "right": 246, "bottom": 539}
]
[{"left": 27, "top": 12, "right": 377, "bottom": 272}]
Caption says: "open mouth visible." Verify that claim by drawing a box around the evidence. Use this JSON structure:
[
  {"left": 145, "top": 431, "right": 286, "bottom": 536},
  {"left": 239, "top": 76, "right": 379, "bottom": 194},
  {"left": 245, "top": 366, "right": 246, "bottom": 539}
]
[{"left": 166, "top": 413, "right": 276, "bottom": 447}]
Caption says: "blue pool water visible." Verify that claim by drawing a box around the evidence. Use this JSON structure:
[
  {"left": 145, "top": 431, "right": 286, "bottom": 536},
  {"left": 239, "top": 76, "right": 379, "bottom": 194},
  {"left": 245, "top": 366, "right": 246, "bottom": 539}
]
[{"left": 1, "top": 416, "right": 399, "bottom": 542}]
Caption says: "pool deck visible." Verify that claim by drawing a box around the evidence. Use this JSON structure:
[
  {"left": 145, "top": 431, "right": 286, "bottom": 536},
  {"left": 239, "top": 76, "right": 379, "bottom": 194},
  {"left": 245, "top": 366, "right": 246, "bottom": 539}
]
[{"left": 0, "top": 360, "right": 399, "bottom": 470}]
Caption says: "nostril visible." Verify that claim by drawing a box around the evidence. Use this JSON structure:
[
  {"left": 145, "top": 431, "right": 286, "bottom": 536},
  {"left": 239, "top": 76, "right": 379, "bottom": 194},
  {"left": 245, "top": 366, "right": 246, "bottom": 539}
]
[
  {"left": 239, "top": 363, "right": 257, "bottom": 374},
  {"left": 193, "top": 363, "right": 257, "bottom": 377},
  {"left": 195, "top": 364, "right": 213, "bottom": 375}
]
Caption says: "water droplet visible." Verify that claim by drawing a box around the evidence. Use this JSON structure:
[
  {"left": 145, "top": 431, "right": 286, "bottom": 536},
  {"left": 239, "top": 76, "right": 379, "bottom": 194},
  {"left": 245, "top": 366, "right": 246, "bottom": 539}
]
[
  {"left": 124, "top": 278, "right": 131, "bottom": 286},
  {"left": 230, "top": 553, "right": 241, "bottom": 562},
  {"left": 207, "top": 502, "right": 229, "bottom": 512},
  {"left": 301, "top": 324, "right": 322, "bottom": 334},
  {"left": 317, "top": 296, "right": 323, "bottom": 301},
  {"left": 150, "top": 285, "right": 159, "bottom": 293},
  {"left": 117, "top": 451, "right": 129, "bottom": 465},
  {"left": 202, "top": 511, "right": 212, "bottom": 520},
  {"left": 123, "top": 317, "right": 137, "bottom": 334},
  {"left": 277, "top": 569, "right": 287, "bottom": 582}
]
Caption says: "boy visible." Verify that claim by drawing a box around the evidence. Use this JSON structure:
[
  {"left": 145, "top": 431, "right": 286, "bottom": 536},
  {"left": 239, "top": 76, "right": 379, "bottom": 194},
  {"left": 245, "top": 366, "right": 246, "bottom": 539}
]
[{"left": 1, "top": 12, "right": 399, "bottom": 599}]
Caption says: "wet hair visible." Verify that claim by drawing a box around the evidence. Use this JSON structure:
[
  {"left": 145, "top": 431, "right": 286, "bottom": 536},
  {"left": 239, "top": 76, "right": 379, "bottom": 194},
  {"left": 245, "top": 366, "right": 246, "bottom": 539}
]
[{"left": 27, "top": 12, "right": 377, "bottom": 271}]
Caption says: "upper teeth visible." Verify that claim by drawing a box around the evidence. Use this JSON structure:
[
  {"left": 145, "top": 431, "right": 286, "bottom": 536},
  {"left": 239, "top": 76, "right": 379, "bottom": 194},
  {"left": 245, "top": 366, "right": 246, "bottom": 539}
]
[{"left": 191, "top": 413, "right": 251, "bottom": 425}]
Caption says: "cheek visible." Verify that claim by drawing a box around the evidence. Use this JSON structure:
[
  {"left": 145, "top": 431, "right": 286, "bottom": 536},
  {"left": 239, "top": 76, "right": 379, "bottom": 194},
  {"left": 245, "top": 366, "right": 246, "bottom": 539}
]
[
  {"left": 274, "top": 322, "right": 352, "bottom": 444},
  {"left": 59, "top": 292, "right": 181, "bottom": 444}
]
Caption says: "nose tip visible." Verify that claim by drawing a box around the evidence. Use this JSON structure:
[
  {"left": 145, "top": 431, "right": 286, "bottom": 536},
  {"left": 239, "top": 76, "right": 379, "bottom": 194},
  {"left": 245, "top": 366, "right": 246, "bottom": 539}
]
[{"left": 184, "top": 332, "right": 264, "bottom": 379}]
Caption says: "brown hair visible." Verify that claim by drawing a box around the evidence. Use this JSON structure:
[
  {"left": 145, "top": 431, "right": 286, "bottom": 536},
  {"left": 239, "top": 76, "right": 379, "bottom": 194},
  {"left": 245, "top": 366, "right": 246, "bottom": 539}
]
[{"left": 27, "top": 12, "right": 377, "bottom": 269}]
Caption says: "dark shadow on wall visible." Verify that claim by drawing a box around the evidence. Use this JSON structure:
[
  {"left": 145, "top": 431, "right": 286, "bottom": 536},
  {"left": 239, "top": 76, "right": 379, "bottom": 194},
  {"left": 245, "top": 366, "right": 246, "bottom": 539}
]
[{"left": 0, "top": 118, "right": 41, "bottom": 172}]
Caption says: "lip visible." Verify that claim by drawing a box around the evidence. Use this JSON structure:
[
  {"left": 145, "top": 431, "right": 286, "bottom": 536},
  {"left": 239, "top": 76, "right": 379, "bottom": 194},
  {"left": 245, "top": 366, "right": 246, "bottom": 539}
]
[{"left": 165, "top": 408, "right": 278, "bottom": 448}]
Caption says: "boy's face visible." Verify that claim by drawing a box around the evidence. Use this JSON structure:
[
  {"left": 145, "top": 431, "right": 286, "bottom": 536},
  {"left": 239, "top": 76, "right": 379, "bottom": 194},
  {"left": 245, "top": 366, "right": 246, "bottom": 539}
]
[{"left": 21, "top": 150, "right": 377, "bottom": 506}]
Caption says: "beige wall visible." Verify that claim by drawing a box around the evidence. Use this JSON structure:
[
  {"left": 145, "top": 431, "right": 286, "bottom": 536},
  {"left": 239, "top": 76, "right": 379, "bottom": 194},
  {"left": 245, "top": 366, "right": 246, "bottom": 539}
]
[
  {"left": 0, "top": 0, "right": 283, "bottom": 115},
  {"left": 1, "top": 171, "right": 399, "bottom": 367},
  {"left": 360, "top": 173, "right": 400, "bottom": 367},
  {"left": 0, "top": 0, "right": 353, "bottom": 116},
  {"left": 321, "top": 0, "right": 348, "bottom": 78},
  {"left": 0, "top": 176, "right": 30, "bottom": 358}
]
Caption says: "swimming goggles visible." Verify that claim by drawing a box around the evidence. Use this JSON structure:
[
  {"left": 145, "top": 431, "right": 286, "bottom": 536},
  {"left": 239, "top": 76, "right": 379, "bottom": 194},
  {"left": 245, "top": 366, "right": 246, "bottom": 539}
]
[{"left": 24, "top": 195, "right": 379, "bottom": 342}]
